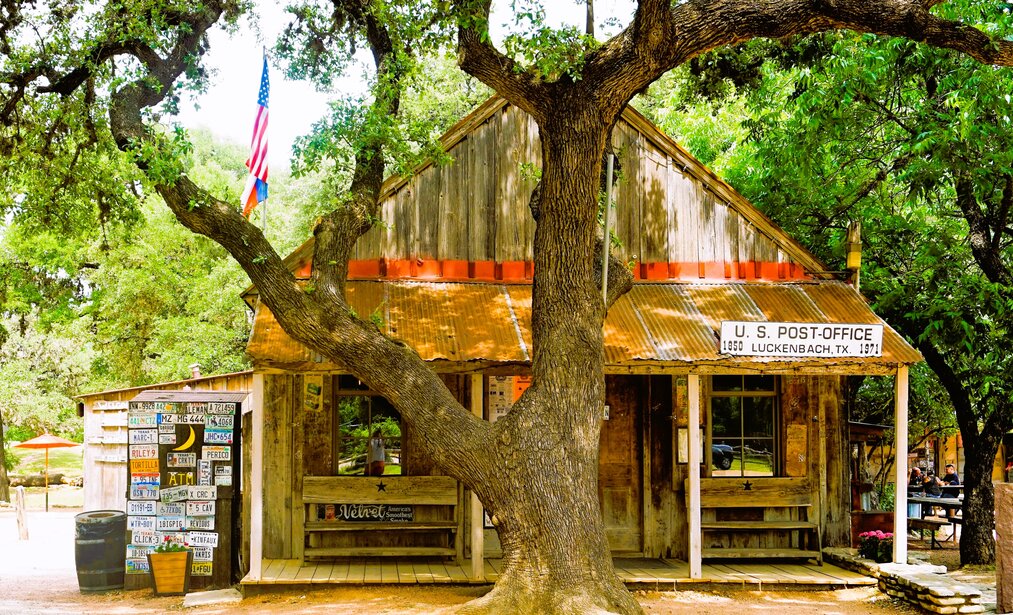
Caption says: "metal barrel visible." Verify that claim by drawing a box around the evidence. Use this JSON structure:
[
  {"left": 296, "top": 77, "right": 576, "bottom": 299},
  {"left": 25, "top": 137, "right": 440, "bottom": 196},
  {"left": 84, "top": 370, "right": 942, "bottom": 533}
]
[{"left": 74, "top": 510, "right": 126, "bottom": 592}]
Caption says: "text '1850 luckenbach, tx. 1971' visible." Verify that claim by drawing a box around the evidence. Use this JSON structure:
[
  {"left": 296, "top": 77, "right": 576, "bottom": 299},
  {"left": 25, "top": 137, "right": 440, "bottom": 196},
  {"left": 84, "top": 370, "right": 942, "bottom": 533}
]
[{"left": 719, "top": 321, "right": 884, "bottom": 358}]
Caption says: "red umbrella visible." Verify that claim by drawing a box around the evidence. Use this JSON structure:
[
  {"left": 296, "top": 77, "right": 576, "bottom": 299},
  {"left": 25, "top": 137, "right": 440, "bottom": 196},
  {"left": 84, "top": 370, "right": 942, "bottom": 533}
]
[{"left": 14, "top": 433, "right": 80, "bottom": 511}]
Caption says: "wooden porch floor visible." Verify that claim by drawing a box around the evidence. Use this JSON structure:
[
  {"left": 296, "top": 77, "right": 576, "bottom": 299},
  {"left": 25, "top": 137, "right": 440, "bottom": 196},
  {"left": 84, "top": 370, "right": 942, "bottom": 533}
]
[{"left": 242, "top": 557, "right": 875, "bottom": 589}]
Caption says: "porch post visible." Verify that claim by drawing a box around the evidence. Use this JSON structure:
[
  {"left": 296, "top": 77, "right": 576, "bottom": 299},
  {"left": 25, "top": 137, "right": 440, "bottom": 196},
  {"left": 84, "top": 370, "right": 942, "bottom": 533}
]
[
  {"left": 249, "top": 372, "right": 265, "bottom": 580},
  {"left": 469, "top": 374, "right": 485, "bottom": 581},
  {"left": 893, "top": 365, "right": 909, "bottom": 564},
  {"left": 687, "top": 374, "right": 702, "bottom": 579}
]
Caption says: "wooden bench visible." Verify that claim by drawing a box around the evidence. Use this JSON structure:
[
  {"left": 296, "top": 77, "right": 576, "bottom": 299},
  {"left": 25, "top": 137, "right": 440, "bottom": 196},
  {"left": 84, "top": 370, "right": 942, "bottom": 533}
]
[
  {"left": 909, "top": 516, "right": 950, "bottom": 549},
  {"left": 301, "top": 475, "right": 460, "bottom": 560},
  {"left": 689, "top": 477, "right": 822, "bottom": 564}
]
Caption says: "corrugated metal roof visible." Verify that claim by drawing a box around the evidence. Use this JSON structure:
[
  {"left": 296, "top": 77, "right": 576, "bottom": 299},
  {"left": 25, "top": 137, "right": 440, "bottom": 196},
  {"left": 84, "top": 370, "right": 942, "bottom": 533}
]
[
  {"left": 246, "top": 280, "right": 921, "bottom": 373},
  {"left": 130, "top": 390, "right": 249, "bottom": 403}
]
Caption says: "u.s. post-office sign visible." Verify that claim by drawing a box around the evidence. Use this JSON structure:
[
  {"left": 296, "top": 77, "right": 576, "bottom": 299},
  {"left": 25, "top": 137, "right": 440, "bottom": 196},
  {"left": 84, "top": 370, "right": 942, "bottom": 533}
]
[{"left": 719, "top": 321, "right": 884, "bottom": 358}]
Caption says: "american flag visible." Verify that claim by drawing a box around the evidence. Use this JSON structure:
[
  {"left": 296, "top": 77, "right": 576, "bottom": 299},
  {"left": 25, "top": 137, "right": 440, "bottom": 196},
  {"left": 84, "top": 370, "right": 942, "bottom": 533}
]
[{"left": 241, "top": 54, "right": 269, "bottom": 217}]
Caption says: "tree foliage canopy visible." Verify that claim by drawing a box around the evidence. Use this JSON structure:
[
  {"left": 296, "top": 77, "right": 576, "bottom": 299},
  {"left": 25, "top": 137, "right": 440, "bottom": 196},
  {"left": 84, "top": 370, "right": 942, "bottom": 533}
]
[{"left": 6, "top": 0, "right": 1013, "bottom": 610}]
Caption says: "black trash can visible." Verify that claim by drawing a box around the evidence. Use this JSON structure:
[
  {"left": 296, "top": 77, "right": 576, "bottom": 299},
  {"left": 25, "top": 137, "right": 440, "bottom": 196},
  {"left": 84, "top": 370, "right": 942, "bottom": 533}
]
[{"left": 74, "top": 510, "right": 126, "bottom": 592}]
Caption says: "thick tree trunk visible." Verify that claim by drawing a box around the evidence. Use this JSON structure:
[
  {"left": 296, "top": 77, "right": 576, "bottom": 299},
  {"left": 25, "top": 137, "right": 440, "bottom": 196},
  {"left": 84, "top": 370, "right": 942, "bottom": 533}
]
[
  {"left": 461, "top": 110, "right": 639, "bottom": 615},
  {"left": 959, "top": 425, "right": 1003, "bottom": 565},
  {"left": 960, "top": 462, "right": 996, "bottom": 565},
  {"left": 0, "top": 408, "right": 9, "bottom": 502}
]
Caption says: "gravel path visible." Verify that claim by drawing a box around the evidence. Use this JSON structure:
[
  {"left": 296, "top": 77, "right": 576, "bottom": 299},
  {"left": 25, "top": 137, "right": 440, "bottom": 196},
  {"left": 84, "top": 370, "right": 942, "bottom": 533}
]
[{"left": 0, "top": 510, "right": 925, "bottom": 614}]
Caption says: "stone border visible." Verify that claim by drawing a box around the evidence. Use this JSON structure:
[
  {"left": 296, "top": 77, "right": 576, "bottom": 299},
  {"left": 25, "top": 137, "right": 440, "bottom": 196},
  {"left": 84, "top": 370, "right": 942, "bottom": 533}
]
[{"left": 824, "top": 548, "right": 983, "bottom": 614}]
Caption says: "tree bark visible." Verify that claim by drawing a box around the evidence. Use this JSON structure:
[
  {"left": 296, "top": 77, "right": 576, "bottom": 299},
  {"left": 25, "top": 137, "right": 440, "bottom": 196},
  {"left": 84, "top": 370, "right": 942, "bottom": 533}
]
[
  {"left": 24, "top": 0, "right": 1013, "bottom": 612},
  {"left": 458, "top": 106, "right": 638, "bottom": 615},
  {"left": 916, "top": 339, "right": 1010, "bottom": 565},
  {"left": 0, "top": 407, "right": 9, "bottom": 503}
]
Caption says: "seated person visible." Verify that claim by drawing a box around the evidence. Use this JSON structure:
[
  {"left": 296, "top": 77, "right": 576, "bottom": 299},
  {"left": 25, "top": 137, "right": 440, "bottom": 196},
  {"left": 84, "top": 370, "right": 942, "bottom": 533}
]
[
  {"left": 909, "top": 466, "right": 924, "bottom": 491},
  {"left": 921, "top": 470, "right": 943, "bottom": 516},
  {"left": 923, "top": 470, "right": 943, "bottom": 496},
  {"left": 941, "top": 463, "right": 960, "bottom": 485}
]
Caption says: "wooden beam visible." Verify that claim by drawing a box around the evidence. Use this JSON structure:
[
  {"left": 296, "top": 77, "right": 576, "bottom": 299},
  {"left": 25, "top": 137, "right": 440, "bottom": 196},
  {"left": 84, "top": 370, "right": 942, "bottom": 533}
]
[
  {"left": 469, "top": 374, "right": 485, "bottom": 581},
  {"left": 303, "top": 475, "right": 458, "bottom": 504},
  {"left": 249, "top": 372, "right": 265, "bottom": 580},
  {"left": 687, "top": 374, "right": 702, "bottom": 579},
  {"left": 893, "top": 366, "right": 909, "bottom": 564}
]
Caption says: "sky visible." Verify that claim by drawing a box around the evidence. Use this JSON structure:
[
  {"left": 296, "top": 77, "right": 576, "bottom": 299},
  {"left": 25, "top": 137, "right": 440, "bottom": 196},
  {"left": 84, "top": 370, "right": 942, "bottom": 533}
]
[{"left": 175, "top": 1, "right": 635, "bottom": 172}]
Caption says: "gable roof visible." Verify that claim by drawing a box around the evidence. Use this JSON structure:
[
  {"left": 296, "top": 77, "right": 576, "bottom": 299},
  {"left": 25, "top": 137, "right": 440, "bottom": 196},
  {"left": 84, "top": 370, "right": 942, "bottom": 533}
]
[{"left": 250, "top": 96, "right": 829, "bottom": 297}]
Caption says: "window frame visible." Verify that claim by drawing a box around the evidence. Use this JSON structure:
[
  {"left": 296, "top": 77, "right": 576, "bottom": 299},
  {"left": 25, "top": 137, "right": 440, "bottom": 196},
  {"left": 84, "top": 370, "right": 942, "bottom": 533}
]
[
  {"left": 332, "top": 376, "right": 403, "bottom": 476},
  {"left": 706, "top": 375, "right": 780, "bottom": 478}
]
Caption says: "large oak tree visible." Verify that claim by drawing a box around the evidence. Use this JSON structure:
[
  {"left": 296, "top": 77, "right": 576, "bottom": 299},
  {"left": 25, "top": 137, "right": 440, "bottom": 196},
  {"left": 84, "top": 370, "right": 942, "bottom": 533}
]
[
  {"left": 652, "top": 27, "right": 1013, "bottom": 566},
  {"left": 5, "top": 1, "right": 1013, "bottom": 612}
]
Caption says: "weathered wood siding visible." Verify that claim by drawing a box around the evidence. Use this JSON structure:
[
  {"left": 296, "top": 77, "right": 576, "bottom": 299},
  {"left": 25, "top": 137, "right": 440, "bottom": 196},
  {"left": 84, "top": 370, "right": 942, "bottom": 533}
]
[
  {"left": 260, "top": 373, "right": 465, "bottom": 560},
  {"left": 664, "top": 375, "right": 848, "bottom": 554},
  {"left": 80, "top": 371, "right": 253, "bottom": 512},
  {"left": 351, "top": 103, "right": 807, "bottom": 278}
]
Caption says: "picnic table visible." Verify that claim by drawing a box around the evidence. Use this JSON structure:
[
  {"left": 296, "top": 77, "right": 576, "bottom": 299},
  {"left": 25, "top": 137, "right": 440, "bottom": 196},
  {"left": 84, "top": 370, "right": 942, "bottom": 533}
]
[
  {"left": 908, "top": 484, "right": 963, "bottom": 496},
  {"left": 907, "top": 495, "right": 962, "bottom": 549}
]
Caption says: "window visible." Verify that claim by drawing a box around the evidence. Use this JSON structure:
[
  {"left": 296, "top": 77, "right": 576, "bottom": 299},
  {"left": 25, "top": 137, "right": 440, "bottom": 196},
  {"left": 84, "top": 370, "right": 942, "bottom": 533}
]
[
  {"left": 709, "top": 375, "right": 777, "bottom": 477},
  {"left": 334, "top": 375, "right": 402, "bottom": 476}
]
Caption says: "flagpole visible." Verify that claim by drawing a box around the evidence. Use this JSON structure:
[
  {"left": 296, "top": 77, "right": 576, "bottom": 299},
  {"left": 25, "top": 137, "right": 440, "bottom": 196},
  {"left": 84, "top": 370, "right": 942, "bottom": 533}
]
[{"left": 261, "top": 46, "right": 268, "bottom": 236}]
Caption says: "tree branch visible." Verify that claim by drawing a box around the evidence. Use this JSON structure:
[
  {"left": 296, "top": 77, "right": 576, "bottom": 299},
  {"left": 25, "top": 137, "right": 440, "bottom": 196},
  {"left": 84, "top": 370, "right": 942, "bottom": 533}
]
[
  {"left": 93, "top": 0, "right": 495, "bottom": 484},
  {"left": 454, "top": 0, "right": 551, "bottom": 123},
  {"left": 954, "top": 173, "right": 1013, "bottom": 286}
]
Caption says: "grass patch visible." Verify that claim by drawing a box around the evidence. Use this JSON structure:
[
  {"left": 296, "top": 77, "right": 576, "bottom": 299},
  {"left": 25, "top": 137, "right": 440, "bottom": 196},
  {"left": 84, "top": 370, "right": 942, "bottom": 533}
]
[
  {"left": 11, "top": 446, "right": 83, "bottom": 477},
  {"left": 18, "top": 485, "right": 84, "bottom": 510}
]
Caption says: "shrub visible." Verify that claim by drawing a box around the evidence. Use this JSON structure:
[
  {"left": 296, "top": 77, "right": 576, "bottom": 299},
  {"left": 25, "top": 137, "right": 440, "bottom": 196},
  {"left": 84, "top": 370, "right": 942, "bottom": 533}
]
[{"left": 858, "top": 530, "right": 894, "bottom": 563}]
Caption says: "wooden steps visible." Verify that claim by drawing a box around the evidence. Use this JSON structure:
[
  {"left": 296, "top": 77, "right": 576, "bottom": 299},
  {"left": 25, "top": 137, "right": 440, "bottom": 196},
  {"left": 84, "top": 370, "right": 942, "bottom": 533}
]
[
  {"left": 701, "top": 521, "right": 816, "bottom": 531},
  {"left": 305, "top": 546, "right": 456, "bottom": 559},
  {"left": 701, "top": 548, "right": 822, "bottom": 560},
  {"left": 304, "top": 521, "right": 458, "bottom": 532}
]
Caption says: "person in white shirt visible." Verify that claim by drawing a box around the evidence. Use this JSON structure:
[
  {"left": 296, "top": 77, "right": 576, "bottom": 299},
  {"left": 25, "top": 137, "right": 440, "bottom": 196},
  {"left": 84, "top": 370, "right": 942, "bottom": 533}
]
[{"left": 367, "top": 428, "right": 386, "bottom": 476}]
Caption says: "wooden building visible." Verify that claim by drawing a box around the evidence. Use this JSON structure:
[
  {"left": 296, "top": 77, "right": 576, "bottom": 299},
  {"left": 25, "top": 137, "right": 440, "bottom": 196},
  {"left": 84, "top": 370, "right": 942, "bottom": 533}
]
[
  {"left": 78, "top": 371, "right": 253, "bottom": 512},
  {"left": 241, "top": 96, "right": 923, "bottom": 581}
]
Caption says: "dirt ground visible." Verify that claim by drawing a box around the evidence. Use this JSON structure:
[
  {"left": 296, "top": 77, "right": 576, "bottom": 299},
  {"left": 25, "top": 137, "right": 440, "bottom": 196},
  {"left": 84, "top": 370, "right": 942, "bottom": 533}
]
[{"left": 0, "top": 509, "right": 986, "bottom": 615}]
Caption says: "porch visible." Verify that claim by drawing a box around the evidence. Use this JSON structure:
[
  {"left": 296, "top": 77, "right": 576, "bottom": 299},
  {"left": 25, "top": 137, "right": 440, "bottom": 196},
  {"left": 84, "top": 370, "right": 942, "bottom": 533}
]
[{"left": 241, "top": 557, "right": 876, "bottom": 590}]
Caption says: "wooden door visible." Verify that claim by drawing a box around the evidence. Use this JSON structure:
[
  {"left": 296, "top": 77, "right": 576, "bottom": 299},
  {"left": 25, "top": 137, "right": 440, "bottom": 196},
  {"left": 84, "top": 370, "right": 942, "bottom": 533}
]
[{"left": 599, "top": 376, "right": 643, "bottom": 553}]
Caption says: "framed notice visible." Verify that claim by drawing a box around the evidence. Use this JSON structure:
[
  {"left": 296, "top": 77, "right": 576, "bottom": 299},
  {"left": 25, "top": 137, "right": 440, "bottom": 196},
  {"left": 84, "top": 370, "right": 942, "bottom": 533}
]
[
  {"left": 304, "top": 374, "right": 323, "bottom": 412},
  {"left": 676, "top": 428, "right": 704, "bottom": 464}
]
